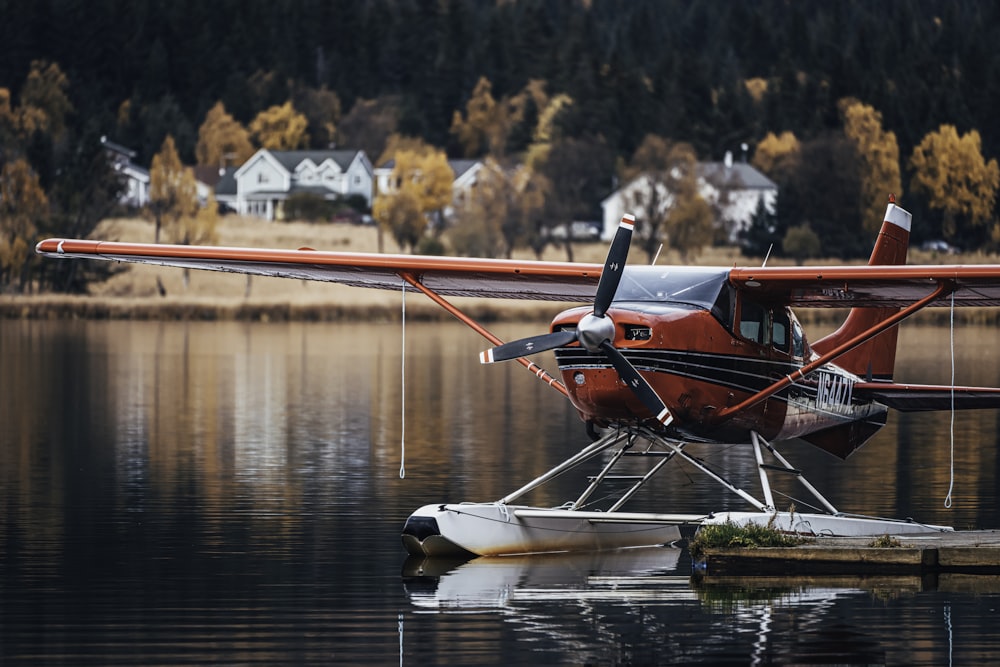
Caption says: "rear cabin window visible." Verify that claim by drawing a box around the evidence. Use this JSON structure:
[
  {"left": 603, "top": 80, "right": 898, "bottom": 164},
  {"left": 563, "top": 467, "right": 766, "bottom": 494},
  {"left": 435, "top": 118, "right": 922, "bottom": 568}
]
[
  {"left": 791, "top": 318, "right": 805, "bottom": 359},
  {"left": 772, "top": 308, "right": 790, "bottom": 353}
]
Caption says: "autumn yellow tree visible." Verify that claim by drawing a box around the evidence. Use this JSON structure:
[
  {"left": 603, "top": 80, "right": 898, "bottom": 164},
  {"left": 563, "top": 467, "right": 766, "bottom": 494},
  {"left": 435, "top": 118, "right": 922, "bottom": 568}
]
[
  {"left": 909, "top": 125, "right": 1000, "bottom": 240},
  {"left": 249, "top": 101, "right": 309, "bottom": 150},
  {"left": 148, "top": 135, "right": 199, "bottom": 244},
  {"left": 449, "top": 77, "right": 521, "bottom": 158},
  {"left": 18, "top": 60, "right": 73, "bottom": 139},
  {"left": 175, "top": 191, "right": 219, "bottom": 247},
  {"left": 752, "top": 131, "right": 800, "bottom": 177},
  {"left": 450, "top": 77, "right": 495, "bottom": 157},
  {"left": 0, "top": 158, "right": 48, "bottom": 291},
  {"left": 840, "top": 99, "right": 902, "bottom": 233},
  {"left": 195, "top": 101, "right": 254, "bottom": 168},
  {"left": 1, "top": 61, "right": 73, "bottom": 155},
  {"left": 524, "top": 92, "right": 573, "bottom": 170},
  {"left": 373, "top": 188, "right": 424, "bottom": 252},
  {"left": 394, "top": 147, "right": 453, "bottom": 224},
  {"left": 0, "top": 89, "right": 20, "bottom": 151},
  {"left": 373, "top": 140, "right": 454, "bottom": 251}
]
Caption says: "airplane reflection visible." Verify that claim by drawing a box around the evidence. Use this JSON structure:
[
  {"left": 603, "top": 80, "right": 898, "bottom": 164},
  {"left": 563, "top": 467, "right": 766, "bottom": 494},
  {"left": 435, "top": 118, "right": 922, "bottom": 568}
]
[
  {"left": 402, "top": 546, "right": 688, "bottom": 609},
  {"left": 401, "top": 550, "right": 953, "bottom": 664}
]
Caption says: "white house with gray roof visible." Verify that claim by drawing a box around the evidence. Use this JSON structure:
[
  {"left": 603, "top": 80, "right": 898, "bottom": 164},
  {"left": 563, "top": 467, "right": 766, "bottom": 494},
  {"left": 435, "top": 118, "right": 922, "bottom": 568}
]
[
  {"left": 600, "top": 151, "right": 777, "bottom": 242},
  {"left": 101, "top": 136, "right": 150, "bottom": 209},
  {"left": 232, "top": 149, "right": 374, "bottom": 220},
  {"left": 373, "top": 157, "right": 484, "bottom": 221}
]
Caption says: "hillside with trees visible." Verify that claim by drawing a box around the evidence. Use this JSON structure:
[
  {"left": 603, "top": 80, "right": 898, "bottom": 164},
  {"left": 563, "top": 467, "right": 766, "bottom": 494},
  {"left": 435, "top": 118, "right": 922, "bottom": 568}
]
[{"left": 3, "top": 0, "right": 1000, "bottom": 292}]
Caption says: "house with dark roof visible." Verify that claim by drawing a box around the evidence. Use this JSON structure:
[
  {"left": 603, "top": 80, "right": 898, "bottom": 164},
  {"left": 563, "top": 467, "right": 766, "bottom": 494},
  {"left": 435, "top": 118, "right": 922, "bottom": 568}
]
[
  {"left": 373, "top": 157, "right": 484, "bottom": 221},
  {"left": 232, "top": 149, "right": 374, "bottom": 220},
  {"left": 600, "top": 151, "right": 778, "bottom": 242},
  {"left": 101, "top": 136, "right": 150, "bottom": 209}
]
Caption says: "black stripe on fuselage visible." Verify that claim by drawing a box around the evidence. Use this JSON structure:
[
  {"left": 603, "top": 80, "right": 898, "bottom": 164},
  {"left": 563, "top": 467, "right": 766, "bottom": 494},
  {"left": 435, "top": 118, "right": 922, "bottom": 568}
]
[
  {"left": 554, "top": 347, "right": 868, "bottom": 413},
  {"left": 555, "top": 348, "right": 793, "bottom": 396}
]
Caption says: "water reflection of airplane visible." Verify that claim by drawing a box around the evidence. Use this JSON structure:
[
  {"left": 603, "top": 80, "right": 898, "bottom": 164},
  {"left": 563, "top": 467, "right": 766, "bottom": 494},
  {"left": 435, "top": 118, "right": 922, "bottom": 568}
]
[
  {"left": 694, "top": 579, "right": 893, "bottom": 666},
  {"left": 38, "top": 198, "right": 1000, "bottom": 555},
  {"left": 402, "top": 546, "right": 687, "bottom": 610},
  {"left": 402, "top": 549, "right": 899, "bottom": 664}
]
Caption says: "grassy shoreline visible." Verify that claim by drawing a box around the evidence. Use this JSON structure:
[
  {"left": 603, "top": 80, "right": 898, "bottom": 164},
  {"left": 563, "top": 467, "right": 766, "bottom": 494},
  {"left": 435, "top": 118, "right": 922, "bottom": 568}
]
[
  {"left": 0, "top": 293, "right": 560, "bottom": 322},
  {"left": 9, "top": 215, "right": 1000, "bottom": 323},
  {"left": 7, "top": 295, "right": 998, "bottom": 326}
]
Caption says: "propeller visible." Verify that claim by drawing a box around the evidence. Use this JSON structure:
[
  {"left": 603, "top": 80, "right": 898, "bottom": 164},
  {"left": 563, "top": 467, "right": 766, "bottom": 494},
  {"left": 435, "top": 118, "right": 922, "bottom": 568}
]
[{"left": 480, "top": 214, "right": 673, "bottom": 426}]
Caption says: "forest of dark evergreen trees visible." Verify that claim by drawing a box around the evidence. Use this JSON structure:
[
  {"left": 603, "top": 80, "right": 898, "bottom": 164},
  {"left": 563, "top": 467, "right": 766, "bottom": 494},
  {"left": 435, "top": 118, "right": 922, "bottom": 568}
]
[
  {"left": 4, "top": 0, "right": 1000, "bottom": 269},
  {"left": 5, "top": 1, "right": 999, "bottom": 161}
]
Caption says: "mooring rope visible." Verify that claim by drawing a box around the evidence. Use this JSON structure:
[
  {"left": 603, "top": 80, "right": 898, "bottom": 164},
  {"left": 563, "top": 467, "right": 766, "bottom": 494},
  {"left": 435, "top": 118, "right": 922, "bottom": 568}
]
[
  {"left": 400, "top": 281, "right": 406, "bottom": 480},
  {"left": 945, "top": 289, "right": 955, "bottom": 508}
]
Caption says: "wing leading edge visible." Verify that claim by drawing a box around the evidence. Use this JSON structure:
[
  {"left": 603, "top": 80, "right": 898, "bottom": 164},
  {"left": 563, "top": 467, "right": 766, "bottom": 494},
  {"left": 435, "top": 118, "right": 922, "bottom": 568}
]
[{"left": 36, "top": 238, "right": 1000, "bottom": 307}]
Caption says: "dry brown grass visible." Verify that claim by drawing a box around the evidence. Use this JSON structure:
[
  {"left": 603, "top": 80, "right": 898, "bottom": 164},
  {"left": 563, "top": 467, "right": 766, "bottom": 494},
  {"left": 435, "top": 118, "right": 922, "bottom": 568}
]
[{"left": 7, "top": 215, "right": 999, "bottom": 322}]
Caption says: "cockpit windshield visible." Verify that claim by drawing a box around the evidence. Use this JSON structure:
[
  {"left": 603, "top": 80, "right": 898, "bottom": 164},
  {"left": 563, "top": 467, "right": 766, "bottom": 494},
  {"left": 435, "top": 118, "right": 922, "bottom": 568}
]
[{"left": 613, "top": 266, "right": 731, "bottom": 311}]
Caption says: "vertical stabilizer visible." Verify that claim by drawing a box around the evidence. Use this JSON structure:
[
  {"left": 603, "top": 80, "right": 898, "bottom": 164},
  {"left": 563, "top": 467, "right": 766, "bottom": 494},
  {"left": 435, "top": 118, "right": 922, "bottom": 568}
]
[{"left": 810, "top": 202, "right": 912, "bottom": 381}]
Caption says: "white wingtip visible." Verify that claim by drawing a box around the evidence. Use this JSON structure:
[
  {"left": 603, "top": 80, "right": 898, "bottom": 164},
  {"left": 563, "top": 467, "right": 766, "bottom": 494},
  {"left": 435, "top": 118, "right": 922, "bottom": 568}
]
[
  {"left": 479, "top": 349, "right": 495, "bottom": 364},
  {"left": 620, "top": 214, "right": 635, "bottom": 231},
  {"left": 657, "top": 409, "right": 673, "bottom": 426}
]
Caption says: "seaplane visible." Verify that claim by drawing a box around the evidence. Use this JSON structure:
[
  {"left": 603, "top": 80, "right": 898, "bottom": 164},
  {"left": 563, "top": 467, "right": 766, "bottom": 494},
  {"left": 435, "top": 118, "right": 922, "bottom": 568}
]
[{"left": 36, "top": 197, "right": 1000, "bottom": 556}]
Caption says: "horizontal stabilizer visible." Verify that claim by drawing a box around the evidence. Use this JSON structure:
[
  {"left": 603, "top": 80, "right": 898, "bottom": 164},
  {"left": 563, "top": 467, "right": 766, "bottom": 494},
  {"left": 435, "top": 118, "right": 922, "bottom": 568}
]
[{"left": 853, "top": 382, "right": 1000, "bottom": 412}]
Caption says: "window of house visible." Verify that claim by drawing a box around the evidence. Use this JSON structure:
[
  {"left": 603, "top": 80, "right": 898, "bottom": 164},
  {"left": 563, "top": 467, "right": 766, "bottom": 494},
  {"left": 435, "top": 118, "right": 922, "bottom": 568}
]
[{"left": 258, "top": 172, "right": 269, "bottom": 184}]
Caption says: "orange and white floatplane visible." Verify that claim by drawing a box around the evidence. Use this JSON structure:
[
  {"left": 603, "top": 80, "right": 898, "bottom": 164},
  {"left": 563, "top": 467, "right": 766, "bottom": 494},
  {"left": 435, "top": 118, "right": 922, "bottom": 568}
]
[{"left": 38, "top": 199, "right": 1000, "bottom": 556}]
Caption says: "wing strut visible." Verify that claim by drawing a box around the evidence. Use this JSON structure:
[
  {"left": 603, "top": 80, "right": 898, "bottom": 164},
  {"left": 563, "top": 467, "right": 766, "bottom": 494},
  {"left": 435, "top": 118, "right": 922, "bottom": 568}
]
[
  {"left": 714, "top": 279, "right": 955, "bottom": 423},
  {"left": 397, "top": 271, "right": 569, "bottom": 398}
]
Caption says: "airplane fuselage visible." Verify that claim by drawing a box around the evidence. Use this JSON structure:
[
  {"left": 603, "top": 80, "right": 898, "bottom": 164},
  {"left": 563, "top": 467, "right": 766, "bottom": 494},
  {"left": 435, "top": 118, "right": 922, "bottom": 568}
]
[{"left": 550, "top": 266, "right": 887, "bottom": 448}]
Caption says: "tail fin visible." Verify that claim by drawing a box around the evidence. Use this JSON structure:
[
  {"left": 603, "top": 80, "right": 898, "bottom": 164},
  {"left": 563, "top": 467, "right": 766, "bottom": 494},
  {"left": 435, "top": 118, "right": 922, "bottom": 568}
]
[{"left": 810, "top": 202, "right": 911, "bottom": 382}]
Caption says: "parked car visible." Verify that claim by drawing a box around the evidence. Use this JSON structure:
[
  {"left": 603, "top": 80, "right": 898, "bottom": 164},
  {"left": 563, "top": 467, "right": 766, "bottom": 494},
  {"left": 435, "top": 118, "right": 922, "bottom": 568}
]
[
  {"left": 550, "top": 221, "right": 602, "bottom": 241},
  {"left": 921, "top": 240, "right": 960, "bottom": 254}
]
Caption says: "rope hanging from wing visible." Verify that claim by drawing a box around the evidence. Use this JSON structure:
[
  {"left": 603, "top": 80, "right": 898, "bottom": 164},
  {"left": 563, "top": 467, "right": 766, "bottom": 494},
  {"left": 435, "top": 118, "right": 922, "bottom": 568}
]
[
  {"left": 946, "top": 290, "right": 955, "bottom": 508},
  {"left": 400, "top": 280, "right": 406, "bottom": 480}
]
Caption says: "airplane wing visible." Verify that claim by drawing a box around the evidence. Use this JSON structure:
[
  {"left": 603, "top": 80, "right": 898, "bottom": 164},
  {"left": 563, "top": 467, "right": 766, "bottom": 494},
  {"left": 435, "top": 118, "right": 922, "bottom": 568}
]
[
  {"left": 35, "top": 239, "right": 1000, "bottom": 307},
  {"left": 35, "top": 239, "right": 601, "bottom": 302},
  {"left": 729, "top": 264, "right": 1000, "bottom": 308},
  {"left": 853, "top": 382, "right": 1000, "bottom": 411}
]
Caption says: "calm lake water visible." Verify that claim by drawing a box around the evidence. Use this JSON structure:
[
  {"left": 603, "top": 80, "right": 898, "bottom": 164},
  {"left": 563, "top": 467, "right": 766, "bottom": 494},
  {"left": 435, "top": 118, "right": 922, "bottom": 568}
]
[{"left": 3, "top": 317, "right": 1000, "bottom": 665}]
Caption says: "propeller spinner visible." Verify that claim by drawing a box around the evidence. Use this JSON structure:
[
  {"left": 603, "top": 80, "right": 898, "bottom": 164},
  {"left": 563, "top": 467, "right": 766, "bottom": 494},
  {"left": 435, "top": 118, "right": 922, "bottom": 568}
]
[{"left": 480, "top": 214, "right": 673, "bottom": 426}]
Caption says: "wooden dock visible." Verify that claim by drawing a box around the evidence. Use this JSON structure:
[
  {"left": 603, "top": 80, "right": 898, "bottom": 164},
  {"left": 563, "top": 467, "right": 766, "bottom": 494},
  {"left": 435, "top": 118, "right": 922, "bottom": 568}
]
[{"left": 695, "top": 529, "right": 1000, "bottom": 576}]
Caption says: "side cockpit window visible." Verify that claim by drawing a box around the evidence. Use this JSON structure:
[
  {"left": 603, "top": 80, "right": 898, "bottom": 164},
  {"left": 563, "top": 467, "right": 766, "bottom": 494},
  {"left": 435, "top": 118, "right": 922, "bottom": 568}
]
[
  {"left": 739, "top": 300, "right": 768, "bottom": 344},
  {"left": 711, "top": 284, "right": 734, "bottom": 330}
]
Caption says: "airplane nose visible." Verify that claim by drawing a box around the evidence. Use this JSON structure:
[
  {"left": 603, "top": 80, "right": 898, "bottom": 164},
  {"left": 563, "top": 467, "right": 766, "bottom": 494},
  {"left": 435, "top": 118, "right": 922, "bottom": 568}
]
[{"left": 577, "top": 312, "right": 615, "bottom": 352}]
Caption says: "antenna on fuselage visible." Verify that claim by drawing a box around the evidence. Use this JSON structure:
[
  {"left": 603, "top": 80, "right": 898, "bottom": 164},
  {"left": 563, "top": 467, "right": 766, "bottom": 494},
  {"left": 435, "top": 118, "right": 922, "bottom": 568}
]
[
  {"left": 651, "top": 243, "right": 663, "bottom": 265},
  {"left": 762, "top": 243, "right": 774, "bottom": 267}
]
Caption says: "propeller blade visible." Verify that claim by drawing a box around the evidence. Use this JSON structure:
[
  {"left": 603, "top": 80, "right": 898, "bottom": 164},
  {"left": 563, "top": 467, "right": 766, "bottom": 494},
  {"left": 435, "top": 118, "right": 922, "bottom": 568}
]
[
  {"left": 480, "top": 329, "right": 579, "bottom": 364},
  {"left": 599, "top": 341, "right": 673, "bottom": 425},
  {"left": 593, "top": 214, "right": 635, "bottom": 319}
]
